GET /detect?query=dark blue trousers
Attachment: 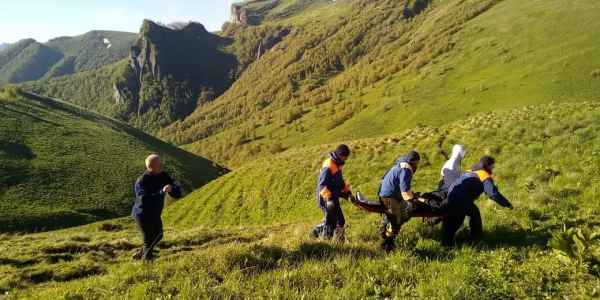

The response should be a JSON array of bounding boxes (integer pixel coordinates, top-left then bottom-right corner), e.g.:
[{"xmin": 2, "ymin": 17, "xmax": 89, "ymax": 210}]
[
  {"xmin": 320, "ymin": 198, "xmax": 345, "ymax": 239},
  {"xmin": 440, "ymin": 201, "xmax": 482, "ymax": 246}
]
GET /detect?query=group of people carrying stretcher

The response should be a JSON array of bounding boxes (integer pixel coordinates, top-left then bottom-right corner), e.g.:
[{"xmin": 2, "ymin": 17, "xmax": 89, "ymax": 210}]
[{"xmin": 311, "ymin": 144, "xmax": 514, "ymax": 251}]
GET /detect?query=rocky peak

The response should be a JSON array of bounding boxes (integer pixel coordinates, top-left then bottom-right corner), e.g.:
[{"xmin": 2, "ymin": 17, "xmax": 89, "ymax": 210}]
[{"xmin": 230, "ymin": 4, "xmax": 247, "ymax": 24}]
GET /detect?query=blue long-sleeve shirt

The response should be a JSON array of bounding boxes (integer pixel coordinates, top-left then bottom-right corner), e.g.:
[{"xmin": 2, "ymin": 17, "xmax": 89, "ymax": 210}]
[
  {"xmin": 131, "ymin": 170, "xmax": 181, "ymax": 221},
  {"xmin": 447, "ymin": 166, "xmax": 511, "ymax": 207},
  {"xmin": 378, "ymin": 157, "xmax": 415, "ymax": 199}
]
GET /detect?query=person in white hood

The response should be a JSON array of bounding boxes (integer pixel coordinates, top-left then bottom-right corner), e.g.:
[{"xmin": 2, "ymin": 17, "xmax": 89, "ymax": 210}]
[{"xmin": 438, "ymin": 145, "xmax": 467, "ymax": 191}]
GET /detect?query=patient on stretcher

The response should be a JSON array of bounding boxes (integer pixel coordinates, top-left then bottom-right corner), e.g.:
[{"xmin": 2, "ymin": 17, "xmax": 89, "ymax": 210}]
[{"xmin": 354, "ymin": 191, "xmax": 449, "ymax": 216}]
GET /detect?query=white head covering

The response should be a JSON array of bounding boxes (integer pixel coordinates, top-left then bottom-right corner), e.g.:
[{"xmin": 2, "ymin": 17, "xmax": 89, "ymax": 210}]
[{"xmin": 440, "ymin": 145, "xmax": 467, "ymax": 190}]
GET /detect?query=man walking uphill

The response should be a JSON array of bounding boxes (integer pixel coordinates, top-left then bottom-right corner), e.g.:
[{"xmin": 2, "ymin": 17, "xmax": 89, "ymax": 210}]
[
  {"xmin": 131, "ymin": 154, "xmax": 181, "ymax": 261},
  {"xmin": 311, "ymin": 144, "xmax": 355, "ymax": 242},
  {"xmin": 441, "ymin": 155, "xmax": 514, "ymax": 246},
  {"xmin": 378, "ymin": 150, "xmax": 421, "ymax": 251}
]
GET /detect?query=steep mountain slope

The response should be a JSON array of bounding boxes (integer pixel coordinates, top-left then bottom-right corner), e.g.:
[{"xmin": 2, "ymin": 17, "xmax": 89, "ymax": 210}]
[
  {"xmin": 22, "ymin": 20, "xmax": 238, "ymax": 134},
  {"xmin": 159, "ymin": 0, "xmax": 600, "ymax": 169},
  {"xmin": 229, "ymin": 0, "xmax": 332, "ymax": 25},
  {"xmin": 0, "ymin": 43, "xmax": 9, "ymax": 52},
  {"xmin": 0, "ymin": 92, "xmax": 226, "ymax": 232},
  {"xmin": 0, "ymin": 31, "xmax": 137, "ymax": 83},
  {"xmin": 3, "ymin": 102, "xmax": 600, "ymax": 299}
]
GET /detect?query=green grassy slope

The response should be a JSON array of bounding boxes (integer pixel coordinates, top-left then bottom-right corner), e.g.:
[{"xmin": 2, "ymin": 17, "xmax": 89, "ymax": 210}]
[
  {"xmin": 2, "ymin": 102, "xmax": 600, "ymax": 299},
  {"xmin": 165, "ymin": 102, "xmax": 600, "ymax": 229},
  {"xmin": 0, "ymin": 93, "xmax": 226, "ymax": 232},
  {"xmin": 166, "ymin": 0, "xmax": 600, "ymax": 169}
]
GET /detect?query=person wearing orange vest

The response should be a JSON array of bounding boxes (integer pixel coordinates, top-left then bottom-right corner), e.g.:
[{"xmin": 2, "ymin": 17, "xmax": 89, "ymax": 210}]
[
  {"xmin": 312, "ymin": 144, "xmax": 355, "ymax": 241},
  {"xmin": 378, "ymin": 150, "xmax": 421, "ymax": 251},
  {"xmin": 441, "ymin": 155, "xmax": 514, "ymax": 246}
]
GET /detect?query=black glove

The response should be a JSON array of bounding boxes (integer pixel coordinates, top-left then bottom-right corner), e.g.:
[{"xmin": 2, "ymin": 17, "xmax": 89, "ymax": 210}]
[{"xmin": 347, "ymin": 191, "xmax": 356, "ymax": 203}]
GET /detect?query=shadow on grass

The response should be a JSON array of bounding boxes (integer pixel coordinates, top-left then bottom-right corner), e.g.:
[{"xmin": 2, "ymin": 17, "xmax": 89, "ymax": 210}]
[
  {"xmin": 1, "ymin": 103, "xmax": 61, "ymax": 127},
  {"xmin": 0, "ymin": 257, "xmax": 39, "ymax": 268},
  {"xmin": 446, "ymin": 225, "xmax": 551, "ymax": 250}
]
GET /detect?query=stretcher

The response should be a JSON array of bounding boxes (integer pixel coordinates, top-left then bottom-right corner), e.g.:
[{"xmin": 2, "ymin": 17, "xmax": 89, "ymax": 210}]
[{"xmin": 352, "ymin": 192, "xmax": 451, "ymax": 218}]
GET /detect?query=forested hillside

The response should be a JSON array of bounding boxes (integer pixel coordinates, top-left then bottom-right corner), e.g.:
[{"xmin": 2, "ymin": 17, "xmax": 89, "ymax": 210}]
[
  {"xmin": 157, "ymin": 0, "xmax": 600, "ymax": 168},
  {"xmin": 22, "ymin": 21, "xmax": 239, "ymax": 134},
  {"xmin": 0, "ymin": 31, "xmax": 137, "ymax": 84}
]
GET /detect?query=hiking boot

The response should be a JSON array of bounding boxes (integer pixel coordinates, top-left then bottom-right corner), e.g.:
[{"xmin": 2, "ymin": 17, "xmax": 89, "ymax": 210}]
[
  {"xmin": 334, "ymin": 226, "xmax": 346, "ymax": 244},
  {"xmin": 131, "ymin": 249, "xmax": 143, "ymax": 260},
  {"xmin": 310, "ymin": 227, "xmax": 320, "ymax": 239},
  {"xmin": 380, "ymin": 238, "xmax": 396, "ymax": 252},
  {"xmin": 310, "ymin": 221, "xmax": 325, "ymax": 239}
]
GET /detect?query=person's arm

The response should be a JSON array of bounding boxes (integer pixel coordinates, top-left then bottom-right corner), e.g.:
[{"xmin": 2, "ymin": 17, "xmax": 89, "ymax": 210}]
[
  {"xmin": 163, "ymin": 173, "xmax": 182, "ymax": 199},
  {"xmin": 318, "ymin": 167, "xmax": 333, "ymax": 201},
  {"xmin": 399, "ymin": 168, "xmax": 414, "ymax": 200},
  {"xmin": 135, "ymin": 180, "xmax": 164, "ymax": 205},
  {"xmin": 483, "ymin": 178, "xmax": 512, "ymax": 208}
]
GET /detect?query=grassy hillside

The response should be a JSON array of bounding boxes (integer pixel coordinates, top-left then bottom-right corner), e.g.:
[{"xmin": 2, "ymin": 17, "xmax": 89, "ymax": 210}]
[
  {"xmin": 164, "ymin": 102, "xmax": 600, "ymax": 228},
  {"xmin": 160, "ymin": 0, "xmax": 600, "ymax": 169},
  {"xmin": 0, "ymin": 92, "xmax": 226, "ymax": 232},
  {"xmin": 231, "ymin": 0, "xmax": 332, "ymax": 24},
  {"xmin": 2, "ymin": 102, "xmax": 600, "ymax": 299}
]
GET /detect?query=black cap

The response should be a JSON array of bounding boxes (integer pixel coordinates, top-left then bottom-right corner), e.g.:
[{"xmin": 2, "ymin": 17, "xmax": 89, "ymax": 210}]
[
  {"xmin": 479, "ymin": 155, "xmax": 495, "ymax": 167},
  {"xmin": 407, "ymin": 150, "xmax": 420, "ymax": 161},
  {"xmin": 335, "ymin": 144, "xmax": 350, "ymax": 157}
]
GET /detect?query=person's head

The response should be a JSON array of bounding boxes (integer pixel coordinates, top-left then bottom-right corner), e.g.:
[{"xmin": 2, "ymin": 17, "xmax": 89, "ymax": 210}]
[
  {"xmin": 335, "ymin": 144, "xmax": 351, "ymax": 162},
  {"xmin": 406, "ymin": 150, "xmax": 421, "ymax": 169},
  {"xmin": 452, "ymin": 144, "xmax": 467, "ymax": 160},
  {"xmin": 146, "ymin": 154, "xmax": 163, "ymax": 175},
  {"xmin": 478, "ymin": 155, "xmax": 495, "ymax": 174}
]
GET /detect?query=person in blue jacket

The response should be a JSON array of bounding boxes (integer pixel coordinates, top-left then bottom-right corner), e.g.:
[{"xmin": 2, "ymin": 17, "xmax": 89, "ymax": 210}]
[
  {"xmin": 131, "ymin": 154, "xmax": 182, "ymax": 261},
  {"xmin": 311, "ymin": 144, "xmax": 355, "ymax": 242},
  {"xmin": 378, "ymin": 150, "xmax": 421, "ymax": 251},
  {"xmin": 441, "ymin": 155, "xmax": 514, "ymax": 246}
]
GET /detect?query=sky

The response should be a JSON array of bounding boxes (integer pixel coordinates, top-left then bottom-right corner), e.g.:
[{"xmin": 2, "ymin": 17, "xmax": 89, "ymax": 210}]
[{"xmin": 0, "ymin": 0, "xmax": 238, "ymax": 44}]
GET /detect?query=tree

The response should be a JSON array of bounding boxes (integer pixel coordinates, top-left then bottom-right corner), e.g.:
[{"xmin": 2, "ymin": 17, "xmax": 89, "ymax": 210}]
[{"xmin": 5, "ymin": 84, "xmax": 24, "ymax": 99}]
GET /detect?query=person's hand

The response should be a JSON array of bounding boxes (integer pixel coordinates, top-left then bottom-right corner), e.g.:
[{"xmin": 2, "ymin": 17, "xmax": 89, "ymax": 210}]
[
  {"xmin": 173, "ymin": 181, "xmax": 181, "ymax": 188},
  {"xmin": 417, "ymin": 197, "xmax": 426, "ymax": 202},
  {"xmin": 163, "ymin": 185, "xmax": 172, "ymax": 193},
  {"xmin": 347, "ymin": 192, "xmax": 356, "ymax": 203},
  {"xmin": 326, "ymin": 200, "xmax": 335, "ymax": 211}
]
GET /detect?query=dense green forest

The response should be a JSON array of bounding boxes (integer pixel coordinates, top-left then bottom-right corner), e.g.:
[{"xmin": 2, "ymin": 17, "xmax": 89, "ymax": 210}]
[
  {"xmin": 0, "ymin": 31, "xmax": 137, "ymax": 84},
  {"xmin": 22, "ymin": 21, "xmax": 242, "ymax": 134},
  {"xmin": 161, "ymin": 0, "xmax": 600, "ymax": 168}
]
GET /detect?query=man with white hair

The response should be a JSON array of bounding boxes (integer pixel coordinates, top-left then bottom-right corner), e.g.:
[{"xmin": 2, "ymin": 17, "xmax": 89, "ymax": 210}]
[{"xmin": 131, "ymin": 154, "xmax": 181, "ymax": 261}]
